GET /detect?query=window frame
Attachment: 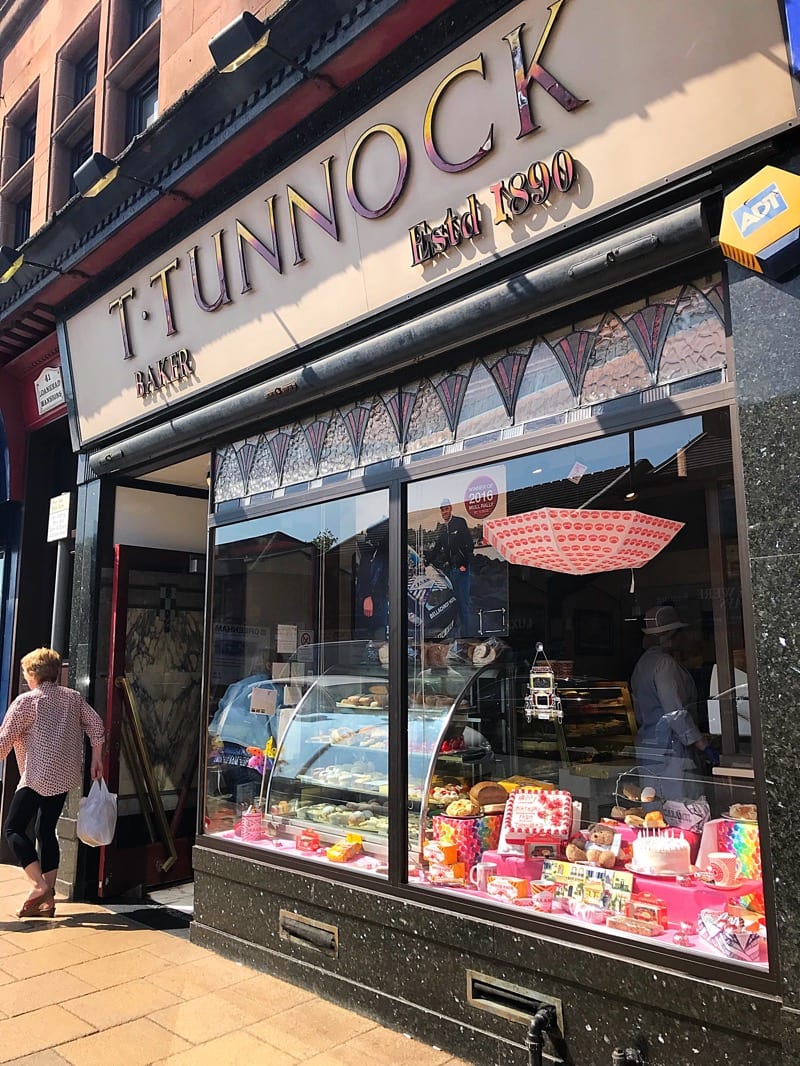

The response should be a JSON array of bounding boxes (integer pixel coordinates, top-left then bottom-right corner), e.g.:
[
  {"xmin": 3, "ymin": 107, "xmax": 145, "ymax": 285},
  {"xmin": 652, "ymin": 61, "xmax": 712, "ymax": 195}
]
[
  {"xmin": 203, "ymin": 393, "xmax": 772, "ymax": 990},
  {"xmin": 18, "ymin": 115, "xmax": 37, "ymax": 167},
  {"xmin": 126, "ymin": 67, "xmax": 159, "ymax": 142},
  {"xmin": 74, "ymin": 48, "xmax": 98, "ymax": 104},
  {"xmin": 13, "ymin": 192, "xmax": 32, "ymax": 246},
  {"xmin": 131, "ymin": 0, "xmax": 161, "ymax": 42}
]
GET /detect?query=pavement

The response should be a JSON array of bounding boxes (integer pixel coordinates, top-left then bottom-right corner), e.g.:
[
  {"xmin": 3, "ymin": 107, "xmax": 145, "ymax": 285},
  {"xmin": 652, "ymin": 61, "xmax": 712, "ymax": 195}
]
[{"xmin": 0, "ymin": 863, "xmax": 472, "ymax": 1066}]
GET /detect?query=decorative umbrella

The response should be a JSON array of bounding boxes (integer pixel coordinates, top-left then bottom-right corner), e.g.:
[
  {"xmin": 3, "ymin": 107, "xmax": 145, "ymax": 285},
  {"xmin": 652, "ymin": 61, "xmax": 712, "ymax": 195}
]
[{"xmin": 482, "ymin": 508, "xmax": 683, "ymax": 576}]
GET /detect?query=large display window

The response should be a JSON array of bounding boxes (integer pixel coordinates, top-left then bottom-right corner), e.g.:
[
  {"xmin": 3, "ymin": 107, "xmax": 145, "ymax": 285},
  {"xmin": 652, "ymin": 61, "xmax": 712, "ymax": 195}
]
[
  {"xmin": 204, "ymin": 408, "xmax": 765, "ymax": 972},
  {"xmin": 406, "ymin": 410, "xmax": 763, "ymax": 970}
]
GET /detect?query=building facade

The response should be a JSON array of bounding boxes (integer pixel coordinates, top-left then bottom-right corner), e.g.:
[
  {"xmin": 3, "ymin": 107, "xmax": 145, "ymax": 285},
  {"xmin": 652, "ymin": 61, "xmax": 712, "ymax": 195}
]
[{"xmin": 2, "ymin": 1, "xmax": 800, "ymax": 1063}]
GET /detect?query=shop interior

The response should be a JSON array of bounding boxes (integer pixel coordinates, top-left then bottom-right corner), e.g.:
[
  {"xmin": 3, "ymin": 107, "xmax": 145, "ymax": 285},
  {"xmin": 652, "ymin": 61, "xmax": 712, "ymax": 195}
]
[
  {"xmin": 90, "ymin": 454, "xmax": 210, "ymax": 898},
  {"xmin": 204, "ymin": 407, "xmax": 764, "ymax": 971}
]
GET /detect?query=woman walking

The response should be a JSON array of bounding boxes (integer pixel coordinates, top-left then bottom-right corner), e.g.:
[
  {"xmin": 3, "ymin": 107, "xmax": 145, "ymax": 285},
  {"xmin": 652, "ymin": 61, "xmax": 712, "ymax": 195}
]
[{"xmin": 0, "ymin": 648, "xmax": 105, "ymax": 917}]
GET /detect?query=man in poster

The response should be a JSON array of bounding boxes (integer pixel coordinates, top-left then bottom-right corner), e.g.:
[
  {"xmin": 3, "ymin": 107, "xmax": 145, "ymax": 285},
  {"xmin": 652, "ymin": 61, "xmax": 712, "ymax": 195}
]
[{"xmin": 425, "ymin": 498, "xmax": 474, "ymax": 637}]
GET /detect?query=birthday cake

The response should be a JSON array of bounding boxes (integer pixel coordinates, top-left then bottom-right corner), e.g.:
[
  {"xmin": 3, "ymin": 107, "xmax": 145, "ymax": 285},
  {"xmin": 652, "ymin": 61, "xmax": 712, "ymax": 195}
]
[
  {"xmin": 501, "ymin": 788, "xmax": 573, "ymax": 845},
  {"xmin": 631, "ymin": 830, "xmax": 691, "ymax": 876}
]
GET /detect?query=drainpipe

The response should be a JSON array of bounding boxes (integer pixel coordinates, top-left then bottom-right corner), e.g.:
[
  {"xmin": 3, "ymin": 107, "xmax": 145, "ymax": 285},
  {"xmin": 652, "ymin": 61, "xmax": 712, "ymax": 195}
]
[{"xmin": 526, "ymin": 1004, "xmax": 563, "ymax": 1066}]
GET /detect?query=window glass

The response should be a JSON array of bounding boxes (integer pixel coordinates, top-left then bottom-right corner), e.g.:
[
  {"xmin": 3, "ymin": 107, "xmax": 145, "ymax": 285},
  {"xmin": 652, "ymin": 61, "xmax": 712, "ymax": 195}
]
[
  {"xmin": 205, "ymin": 490, "xmax": 391, "ymax": 878},
  {"xmin": 131, "ymin": 0, "xmax": 161, "ymax": 41},
  {"xmin": 127, "ymin": 71, "xmax": 158, "ymax": 141},
  {"xmin": 18, "ymin": 116, "xmax": 36, "ymax": 166},
  {"xmin": 407, "ymin": 410, "xmax": 765, "ymax": 972},
  {"xmin": 69, "ymin": 135, "xmax": 94, "ymax": 198},
  {"xmin": 74, "ymin": 50, "xmax": 98, "ymax": 103},
  {"xmin": 14, "ymin": 193, "xmax": 31, "ymax": 246}
]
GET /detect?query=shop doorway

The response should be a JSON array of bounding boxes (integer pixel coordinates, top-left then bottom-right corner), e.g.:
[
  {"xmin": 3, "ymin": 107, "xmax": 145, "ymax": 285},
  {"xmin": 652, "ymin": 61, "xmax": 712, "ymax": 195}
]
[{"xmin": 99, "ymin": 545, "xmax": 204, "ymax": 897}]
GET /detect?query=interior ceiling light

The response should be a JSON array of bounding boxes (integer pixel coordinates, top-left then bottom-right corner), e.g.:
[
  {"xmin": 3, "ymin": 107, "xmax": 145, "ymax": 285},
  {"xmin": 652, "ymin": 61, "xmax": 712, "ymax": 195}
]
[
  {"xmin": 0, "ymin": 244, "xmax": 89, "ymax": 284},
  {"xmin": 73, "ymin": 152, "xmax": 193, "ymax": 203},
  {"xmin": 208, "ymin": 12, "xmax": 271, "ymax": 73}
]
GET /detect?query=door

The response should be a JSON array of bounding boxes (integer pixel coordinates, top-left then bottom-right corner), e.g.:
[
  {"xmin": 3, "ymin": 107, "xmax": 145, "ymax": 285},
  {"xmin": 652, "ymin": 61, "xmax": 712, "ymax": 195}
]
[{"xmin": 98, "ymin": 545, "xmax": 204, "ymax": 898}]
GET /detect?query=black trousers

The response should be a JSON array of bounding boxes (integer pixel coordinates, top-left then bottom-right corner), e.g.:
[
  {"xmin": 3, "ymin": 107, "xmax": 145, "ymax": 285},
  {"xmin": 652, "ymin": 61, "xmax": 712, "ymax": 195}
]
[{"xmin": 5, "ymin": 786, "xmax": 68, "ymax": 873}]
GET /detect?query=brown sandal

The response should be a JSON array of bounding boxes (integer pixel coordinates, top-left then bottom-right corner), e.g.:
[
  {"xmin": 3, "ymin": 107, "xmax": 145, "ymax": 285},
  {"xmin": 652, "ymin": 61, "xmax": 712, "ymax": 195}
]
[{"xmin": 16, "ymin": 888, "xmax": 55, "ymax": 918}]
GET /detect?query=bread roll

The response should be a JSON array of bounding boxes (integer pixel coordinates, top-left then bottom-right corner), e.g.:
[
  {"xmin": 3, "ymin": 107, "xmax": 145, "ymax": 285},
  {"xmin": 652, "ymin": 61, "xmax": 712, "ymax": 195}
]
[
  {"xmin": 469, "ymin": 781, "xmax": 508, "ymax": 807},
  {"xmin": 445, "ymin": 798, "xmax": 480, "ymax": 817}
]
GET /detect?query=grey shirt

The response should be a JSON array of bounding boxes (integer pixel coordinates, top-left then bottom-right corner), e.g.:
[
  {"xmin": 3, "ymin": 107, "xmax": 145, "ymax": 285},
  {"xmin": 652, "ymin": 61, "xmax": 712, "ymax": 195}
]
[{"xmin": 631, "ymin": 645, "xmax": 702, "ymax": 754}]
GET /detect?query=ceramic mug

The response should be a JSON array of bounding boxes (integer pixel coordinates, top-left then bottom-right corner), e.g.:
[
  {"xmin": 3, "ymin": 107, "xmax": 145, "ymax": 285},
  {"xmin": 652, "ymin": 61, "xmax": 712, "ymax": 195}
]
[
  {"xmin": 469, "ymin": 861, "xmax": 497, "ymax": 892},
  {"xmin": 707, "ymin": 851, "xmax": 739, "ymax": 886},
  {"xmin": 529, "ymin": 880, "xmax": 556, "ymax": 912},
  {"xmin": 241, "ymin": 810, "xmax": 263, "ymax": 842}
]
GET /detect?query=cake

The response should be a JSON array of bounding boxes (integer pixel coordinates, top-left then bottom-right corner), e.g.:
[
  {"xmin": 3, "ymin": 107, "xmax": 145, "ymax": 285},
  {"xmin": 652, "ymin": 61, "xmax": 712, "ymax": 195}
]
[
  {"xmin": 502, "ymin": 788, "xmax": 573, "ymax": 844},
  {"xmin": 631, "ymin": 830, "xmax": 691, "ymax": 876}
]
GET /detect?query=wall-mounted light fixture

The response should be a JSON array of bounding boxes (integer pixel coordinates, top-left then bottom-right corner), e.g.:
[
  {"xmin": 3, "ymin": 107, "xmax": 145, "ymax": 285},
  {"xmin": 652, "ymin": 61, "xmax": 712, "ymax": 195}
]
[
  {"xmin": 73, "ymin": 152, "xmax": 194, "ymax": 203},
  {"xmin": 208, "ymin": 12, "xmax": 338, "ymax": 89},
  {"xmin": 209, "ymin": 12, "xmax": 271, "ymax": 73},
  {"xmin": 0, "ymin": 244, "xmax": 90, "ymax": 284}
]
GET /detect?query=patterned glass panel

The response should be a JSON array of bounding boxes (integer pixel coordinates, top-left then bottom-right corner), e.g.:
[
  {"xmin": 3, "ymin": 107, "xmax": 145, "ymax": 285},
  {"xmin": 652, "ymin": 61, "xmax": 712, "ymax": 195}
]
[
  {"xmin": 215, "ymin": 442, "xmax": 250, "ymax": 502},
  {"xmin": 360, "ymin": 396, "xmax": 400, "ymax": 466},
  {"xmin": 658, "ymin": 283, "xmax": 725, "ymax": 383},
  {"xmin": 282, "ymin": 425, "xmax": 315, "ymax": 486},
  {"xmin": 214, "ymin": 272, "xmax": 726, "ymax": 504},
  {"xmin": 583, "ymin": 312, "xmax": 650, "ymax": 404},
  {"xmin": 515, "ymin": 338, "xmax": 574, "ymax": 423},
  {"xmin": 405, "ymin": 378, "xmax": 451, "ymax": 453},
  {"xmin": 318, "ymin": 413, "xmax": 354, "ymax": 477},
  {"xmin": 247, "ymin": 433, "xmax": 280, "ymax": 496},
  {"xmin": 457, "ymin": 360, "xmax": 511, "ymax": 438}
]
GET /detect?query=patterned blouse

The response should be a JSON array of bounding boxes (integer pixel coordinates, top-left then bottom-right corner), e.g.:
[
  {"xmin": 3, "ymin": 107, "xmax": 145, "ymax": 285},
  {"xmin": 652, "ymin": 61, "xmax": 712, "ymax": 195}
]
[{"xmin": 0, "ymin": 682, "xmax": 105, "ymax": 796}]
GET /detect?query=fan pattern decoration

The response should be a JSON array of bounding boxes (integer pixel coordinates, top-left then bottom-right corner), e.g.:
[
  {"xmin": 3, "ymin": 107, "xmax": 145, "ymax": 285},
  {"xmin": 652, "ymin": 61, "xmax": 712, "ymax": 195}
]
[
  {"xmin": 482, "ymin": 508, "xmax": 685, "ymax": 576},
  {"xmin": 214, "ymin": 276, "xmax": 726, "ymax": 503}
]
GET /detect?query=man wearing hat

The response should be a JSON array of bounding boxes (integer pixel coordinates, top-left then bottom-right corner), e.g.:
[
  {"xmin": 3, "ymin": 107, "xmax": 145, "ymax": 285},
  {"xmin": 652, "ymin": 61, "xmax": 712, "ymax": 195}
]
[
  {"xmin": 424, "ymin": 498, "xmax": 474, "ymax": 637},
  {"xmin": 631, "ymin": 605, "xmax": 719, "ymax": 800}
]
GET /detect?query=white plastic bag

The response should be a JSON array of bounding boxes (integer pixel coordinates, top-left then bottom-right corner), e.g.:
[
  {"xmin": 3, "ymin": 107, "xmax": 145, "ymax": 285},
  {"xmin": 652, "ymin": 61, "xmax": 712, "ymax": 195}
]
[{"xmin": 77, "ymin": 778, "xmax": 118, "ymax": 846}]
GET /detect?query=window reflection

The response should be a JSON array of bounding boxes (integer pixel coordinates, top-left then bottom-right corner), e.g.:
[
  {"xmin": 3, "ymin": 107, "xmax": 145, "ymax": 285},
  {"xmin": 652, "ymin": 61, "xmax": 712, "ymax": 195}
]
[
  {"xmin": 407, "ymin": 410, "xmax": 764, "ymax": 970},
  {"xmin": 205, "ymin": 491, "xmax": 392, "ymax": 879}
]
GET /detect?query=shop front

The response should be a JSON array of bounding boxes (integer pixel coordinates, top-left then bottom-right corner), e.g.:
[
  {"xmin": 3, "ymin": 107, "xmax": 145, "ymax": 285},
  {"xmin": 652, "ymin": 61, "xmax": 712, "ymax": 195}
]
[{"xmin": 59, "ymin": 1, "xmax": 800, "ymax": 1062}]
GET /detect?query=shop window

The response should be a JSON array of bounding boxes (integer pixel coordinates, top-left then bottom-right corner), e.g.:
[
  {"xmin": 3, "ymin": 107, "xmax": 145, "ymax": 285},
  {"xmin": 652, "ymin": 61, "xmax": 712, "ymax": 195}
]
[
  {"xmin": 405, "ymin": 409, "xmax": 763, "ymax": 971},
  {"xmin": 205, "ymin": 489, "xmax": 391, "ymax": 878},
  {"xmin": 127, "ymin": 68, "xmax": 158, "ymax": 140},
  {"xmin": 206, "ymin": 407, "xmax": 765, "ymax": 973}
]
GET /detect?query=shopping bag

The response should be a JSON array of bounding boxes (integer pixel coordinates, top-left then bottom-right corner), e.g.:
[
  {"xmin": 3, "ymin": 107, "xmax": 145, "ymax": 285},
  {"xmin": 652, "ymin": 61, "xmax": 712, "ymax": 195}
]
[{"xmin": 76, "ymin": 778, "xmax": 118, "ymax": 846}]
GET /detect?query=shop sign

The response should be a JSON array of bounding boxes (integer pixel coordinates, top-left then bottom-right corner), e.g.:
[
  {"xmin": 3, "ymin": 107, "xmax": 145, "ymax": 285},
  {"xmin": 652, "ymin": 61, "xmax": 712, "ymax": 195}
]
[
  {"xmin": 34, "ymin": 366, "xmax": 65, "ymax": 417},
  {"xmin": 64, "ymin": 0, "xmax": 798, "ymax": 445}
]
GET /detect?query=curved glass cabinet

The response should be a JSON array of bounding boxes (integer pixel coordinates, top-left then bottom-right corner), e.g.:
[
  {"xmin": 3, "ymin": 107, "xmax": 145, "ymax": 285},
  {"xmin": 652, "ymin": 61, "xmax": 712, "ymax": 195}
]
[
  {"xmin": 263, "ymin": 642, "xmax": 516, "ymax": 864},
  {"xmin": 265, "ymin": 661, "xmax": 394, "ymax": 858}
]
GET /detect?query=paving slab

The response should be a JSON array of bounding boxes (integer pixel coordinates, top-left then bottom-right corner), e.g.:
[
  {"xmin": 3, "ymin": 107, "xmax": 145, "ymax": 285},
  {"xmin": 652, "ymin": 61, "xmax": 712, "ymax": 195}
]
[{"xmin": 0, "ymin": 864, "xmax": 477, "ymax": 1066}]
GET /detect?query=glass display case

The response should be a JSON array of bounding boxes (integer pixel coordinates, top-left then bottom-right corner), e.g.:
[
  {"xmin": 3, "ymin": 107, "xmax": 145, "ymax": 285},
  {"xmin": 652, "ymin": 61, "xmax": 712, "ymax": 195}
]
[
  {"xmin": 265, "ymin": 666, "xmax": 394, "ymax": 865},
  {"xmin": 263, "ymin": 653, "xmax": 512, "ymax": 868}
]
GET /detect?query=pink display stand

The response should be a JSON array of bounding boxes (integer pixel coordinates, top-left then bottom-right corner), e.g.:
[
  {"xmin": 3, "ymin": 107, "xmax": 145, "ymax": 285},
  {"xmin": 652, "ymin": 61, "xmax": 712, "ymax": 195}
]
[
  {"xmin": 625, "ymin": 870, "xmax": 761, "ymax": 924},
  {"xmin": 481, "ymin": 850, "xmax": 545, "ymax": 880}
]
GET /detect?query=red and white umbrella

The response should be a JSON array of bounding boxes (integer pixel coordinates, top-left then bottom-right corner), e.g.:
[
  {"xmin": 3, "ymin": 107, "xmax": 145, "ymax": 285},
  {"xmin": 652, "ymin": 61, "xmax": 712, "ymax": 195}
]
[{"xmin": 483, "ymin": 508, "xmax": 683, "ymax": 576}]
